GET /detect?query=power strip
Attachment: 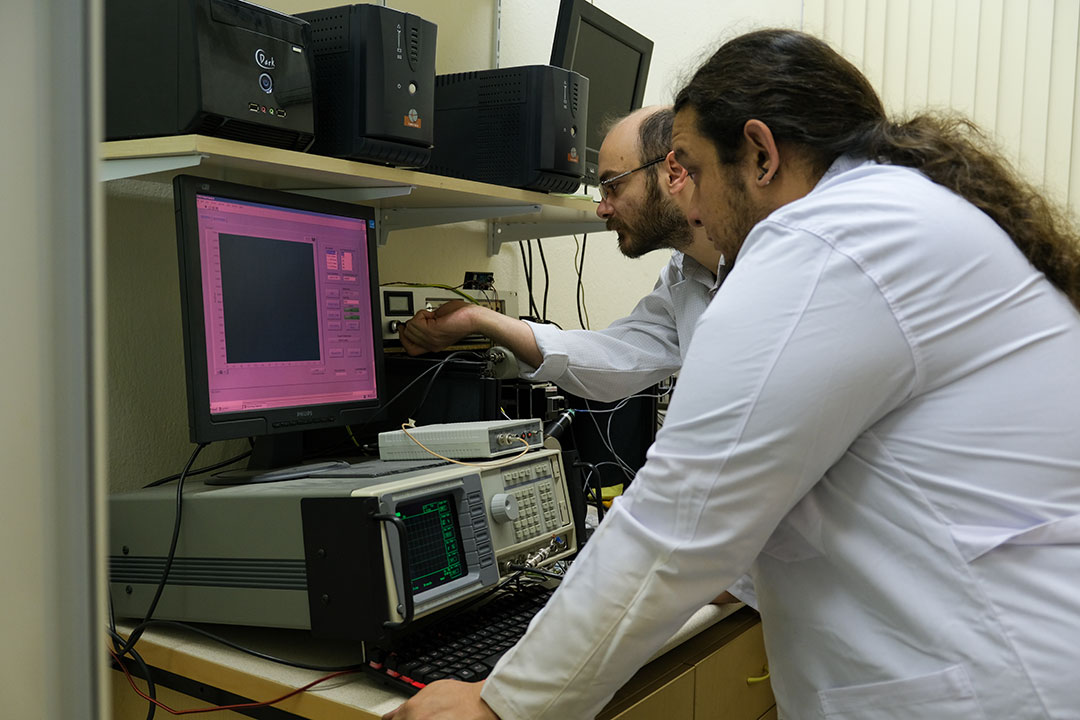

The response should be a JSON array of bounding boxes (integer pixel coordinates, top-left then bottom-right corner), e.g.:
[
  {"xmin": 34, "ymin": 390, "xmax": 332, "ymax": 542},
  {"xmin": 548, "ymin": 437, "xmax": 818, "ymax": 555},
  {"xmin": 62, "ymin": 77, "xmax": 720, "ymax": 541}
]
[{"xmin": 378, "ymin": 419, "xmax": 544, "ymax": 460}]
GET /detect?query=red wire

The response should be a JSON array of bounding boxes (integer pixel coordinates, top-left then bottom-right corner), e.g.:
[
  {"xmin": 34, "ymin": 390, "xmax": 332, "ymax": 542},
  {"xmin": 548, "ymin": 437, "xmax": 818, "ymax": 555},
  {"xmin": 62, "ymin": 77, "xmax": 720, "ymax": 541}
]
[{"xmin": 108, "ymin": 646, "xmax": 358, "ymax": 715}]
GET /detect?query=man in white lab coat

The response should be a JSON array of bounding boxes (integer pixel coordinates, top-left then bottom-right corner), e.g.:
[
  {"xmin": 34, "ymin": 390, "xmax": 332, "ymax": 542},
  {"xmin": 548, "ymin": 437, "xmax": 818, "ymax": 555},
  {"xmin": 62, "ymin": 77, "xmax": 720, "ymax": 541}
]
[{"xmin": 388, "ymin": 29, "xmax": 1080, "ymax": 719}]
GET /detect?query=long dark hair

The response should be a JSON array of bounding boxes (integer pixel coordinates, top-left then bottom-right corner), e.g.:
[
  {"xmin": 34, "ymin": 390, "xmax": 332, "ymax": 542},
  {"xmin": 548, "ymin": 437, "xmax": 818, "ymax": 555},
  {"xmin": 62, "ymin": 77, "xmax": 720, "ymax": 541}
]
[{"xmin": 674, "ymin": 29, "xmax": 1080, "ymax": 309}]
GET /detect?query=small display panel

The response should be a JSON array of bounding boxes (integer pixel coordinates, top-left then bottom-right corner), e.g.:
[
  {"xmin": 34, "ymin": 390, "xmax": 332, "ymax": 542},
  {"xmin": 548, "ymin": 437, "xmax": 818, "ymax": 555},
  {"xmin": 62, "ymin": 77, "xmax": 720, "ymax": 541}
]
[
  {"xmin": 193, "ymin": 193, "xmax": 378, "ymax": 414},
  {"xmin": 398, "ymin": 494, "xmax": 467, "ymax": 595},
  {"xmin": 383, "ymin": 291, "xmax": 414, "ymax": 317}
]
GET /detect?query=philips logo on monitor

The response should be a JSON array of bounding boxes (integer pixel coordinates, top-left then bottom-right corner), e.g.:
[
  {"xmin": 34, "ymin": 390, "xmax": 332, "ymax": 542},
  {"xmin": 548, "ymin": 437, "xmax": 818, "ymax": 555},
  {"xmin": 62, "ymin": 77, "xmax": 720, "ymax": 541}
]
[{"xmin": 255, "ymin": 49, "xmax": 276, "ymax": 69}]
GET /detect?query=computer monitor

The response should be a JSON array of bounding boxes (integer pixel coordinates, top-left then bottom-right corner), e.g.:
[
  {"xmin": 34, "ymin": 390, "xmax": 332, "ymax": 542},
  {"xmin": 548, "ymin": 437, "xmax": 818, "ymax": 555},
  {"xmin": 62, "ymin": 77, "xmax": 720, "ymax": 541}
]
[
  {"xmin": 550, "ymin": 0, "xmax": 653, "ymax": 186},
  {"xmin": 173, "ymin": 175, "xmax": 384, "ymax": 482}
]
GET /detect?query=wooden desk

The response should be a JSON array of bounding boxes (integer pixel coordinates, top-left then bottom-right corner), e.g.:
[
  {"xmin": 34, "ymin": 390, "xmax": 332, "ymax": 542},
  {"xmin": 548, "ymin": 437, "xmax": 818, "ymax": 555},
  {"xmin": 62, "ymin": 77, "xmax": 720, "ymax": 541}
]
[{"xmin": 110, "ymin": 605, "xmax": 773, "ymax": 720}]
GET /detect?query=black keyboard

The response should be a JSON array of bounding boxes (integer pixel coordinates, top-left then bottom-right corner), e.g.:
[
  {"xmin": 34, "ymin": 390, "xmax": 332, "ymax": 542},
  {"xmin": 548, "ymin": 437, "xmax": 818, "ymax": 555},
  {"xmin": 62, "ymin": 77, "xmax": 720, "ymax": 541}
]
[{"xmin": 364, "ymin": 583, "xmax": 554, "ymax": 694}]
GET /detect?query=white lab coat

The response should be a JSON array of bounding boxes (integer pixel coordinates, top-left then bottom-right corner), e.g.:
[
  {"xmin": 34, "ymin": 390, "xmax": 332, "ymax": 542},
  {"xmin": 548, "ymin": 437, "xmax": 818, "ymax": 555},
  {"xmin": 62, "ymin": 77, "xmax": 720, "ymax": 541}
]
[
  {"xmin": 481, "ymin": 157, "xmax": 1080, "ymax": 719},
  {"xmin": 521, "ymin": 250, "xmax": 722, "ymax": 402}
]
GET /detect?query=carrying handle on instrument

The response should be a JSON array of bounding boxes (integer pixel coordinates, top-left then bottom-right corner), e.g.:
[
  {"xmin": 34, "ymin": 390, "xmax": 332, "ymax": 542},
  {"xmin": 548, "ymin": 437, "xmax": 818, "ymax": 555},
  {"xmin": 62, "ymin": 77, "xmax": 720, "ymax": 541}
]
[{"xmin": 373, "ymin": 513, "xmax": 414, "ymax": 629}]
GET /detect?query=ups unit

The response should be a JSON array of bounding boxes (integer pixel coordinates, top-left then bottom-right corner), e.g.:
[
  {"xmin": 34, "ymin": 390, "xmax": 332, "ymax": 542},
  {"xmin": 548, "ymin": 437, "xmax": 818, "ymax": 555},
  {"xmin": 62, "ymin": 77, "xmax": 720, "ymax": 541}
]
[
  {"xmin": 104, "ymin": 0, "xmax": 315, "ymax": 151},
  {"xmin": 298, "ymin": 4, "xmax": 437, "ymax": 167},
  {"xmin": 425, "ymin": 65, "xmax": 588, "ymax": 193}
]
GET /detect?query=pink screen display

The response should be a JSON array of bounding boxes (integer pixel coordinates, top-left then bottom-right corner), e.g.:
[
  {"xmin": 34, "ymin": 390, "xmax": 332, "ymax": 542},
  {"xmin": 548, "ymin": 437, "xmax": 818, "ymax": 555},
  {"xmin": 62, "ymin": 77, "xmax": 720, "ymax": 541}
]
[{"xmin": 195, "ymin": 194, "xmax": 377, "ymax": 414}]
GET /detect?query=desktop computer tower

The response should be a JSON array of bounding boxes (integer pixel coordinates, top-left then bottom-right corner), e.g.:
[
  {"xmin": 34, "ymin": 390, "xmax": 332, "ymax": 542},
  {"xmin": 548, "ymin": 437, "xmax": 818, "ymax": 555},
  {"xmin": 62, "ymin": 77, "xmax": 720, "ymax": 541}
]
[
  {"xmin": 104, "ymin": 0, "xmax": 315, "ymax": 151},
  {"xmin": 426, "ymin": 65, "xmax": 588, "ymax": 193},
  {"xmin": 298, "ymin": 4, "xmax": 437, "ymax": 167}
]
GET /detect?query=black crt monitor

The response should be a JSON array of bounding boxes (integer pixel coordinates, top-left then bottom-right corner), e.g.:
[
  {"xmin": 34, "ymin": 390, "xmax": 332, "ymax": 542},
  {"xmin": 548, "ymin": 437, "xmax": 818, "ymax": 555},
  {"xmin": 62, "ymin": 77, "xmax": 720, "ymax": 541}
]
[
  {"xmin": 173, "ymin": 175, "xmax": 384, "ymax": 483},
  {"xmin": 550, "ymin": 0, "xmax": 653, "ymax": 186}
]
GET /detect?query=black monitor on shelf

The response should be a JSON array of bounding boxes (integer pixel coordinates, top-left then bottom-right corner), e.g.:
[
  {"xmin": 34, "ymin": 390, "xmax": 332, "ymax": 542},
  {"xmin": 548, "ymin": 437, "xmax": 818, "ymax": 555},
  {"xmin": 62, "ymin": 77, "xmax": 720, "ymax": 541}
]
[
  {"xmin": 173, "ymin": 175, "xmax": 384, "ymax": 483},
  {"xmin": 550, "ymin": 0, "xmax": 653, "ymax": 186}
]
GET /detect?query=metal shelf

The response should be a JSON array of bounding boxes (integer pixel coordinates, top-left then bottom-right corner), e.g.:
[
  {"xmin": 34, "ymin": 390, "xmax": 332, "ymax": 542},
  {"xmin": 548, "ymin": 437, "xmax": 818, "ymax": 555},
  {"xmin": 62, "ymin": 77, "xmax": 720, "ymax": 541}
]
[{"xmin": 100, "ymin": 135, "xmax": 606, "ymax": 253}]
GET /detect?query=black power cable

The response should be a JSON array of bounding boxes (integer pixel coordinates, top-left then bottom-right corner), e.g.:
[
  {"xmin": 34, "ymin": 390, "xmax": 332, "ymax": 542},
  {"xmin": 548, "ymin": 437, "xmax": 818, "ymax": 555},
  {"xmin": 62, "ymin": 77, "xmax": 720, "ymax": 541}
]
[
  {"xmin": 536, "ymin": 238, "xmax": 550, "ymax": 322},
  {"xmin": 117, "ymin": 442, "xmax": 207, "ymax": 657},
  {"xmin": 518, "ymin": 240, "xmax": 541, "ymax": 319},
  {"xmin": 408, "ymin": 351, "xmax": 486, "ymax": 420},
  {"xmin": 121, "ymin": 619, "xmax": 364, "ymax": 672},
  {"xmin": 143, "ymin": 445, "xmax": 252, "ymax": 488},
  {"xmin": 576, "ymin": 234, "xmax": 589, "ymax": 329},
  {"xmin": 573, "ymin": 460, "xmax": 605, "ymax": 522},
  {"xmin": 505, "ymin": 564, "xmax": 565, "ymax": 581},
  {"xmin": 309, "ymin": 350, "xmax": 487, "ymax": 459},
  {"xmin": 107, "ymin": 627, "xmax": 158, "ymax": 720}
]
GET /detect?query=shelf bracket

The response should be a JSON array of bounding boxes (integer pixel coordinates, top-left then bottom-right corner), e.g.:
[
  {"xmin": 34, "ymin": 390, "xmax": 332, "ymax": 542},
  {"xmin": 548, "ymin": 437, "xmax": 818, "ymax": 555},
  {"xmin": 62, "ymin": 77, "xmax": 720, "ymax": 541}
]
[
  {"xmin": 488, "ymin": 219, "xmax": 608, "ymax": 255},
  {"xmin": 376, "ymin": 204, "xmax": 541, "ymax": 247},
  {"xmin": 100, "ymin": 153, "xmax": 206, "ymax": 182},
  {"xmin": 289, "ymin": 186, "xmax": 415, "ymax": 203}
]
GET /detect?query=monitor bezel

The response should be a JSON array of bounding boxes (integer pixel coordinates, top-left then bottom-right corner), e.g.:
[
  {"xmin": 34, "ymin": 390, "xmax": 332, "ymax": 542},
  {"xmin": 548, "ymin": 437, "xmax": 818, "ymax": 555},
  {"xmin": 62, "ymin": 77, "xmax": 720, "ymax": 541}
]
[
  {"xmin": 173, "ymin": 174, "xmax": 386, "ymax": 446},
  {"xmin": 549, "ymin": 0, "xmax": 654, "ymax": 185}
]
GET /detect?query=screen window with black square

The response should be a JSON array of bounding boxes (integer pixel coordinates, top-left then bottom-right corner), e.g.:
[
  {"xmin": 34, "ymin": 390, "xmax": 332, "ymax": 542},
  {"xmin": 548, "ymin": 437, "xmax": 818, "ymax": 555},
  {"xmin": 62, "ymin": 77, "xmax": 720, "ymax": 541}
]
[{"xmin": 399, "ymin": 494, "xmax": 466, "ymax": 594}]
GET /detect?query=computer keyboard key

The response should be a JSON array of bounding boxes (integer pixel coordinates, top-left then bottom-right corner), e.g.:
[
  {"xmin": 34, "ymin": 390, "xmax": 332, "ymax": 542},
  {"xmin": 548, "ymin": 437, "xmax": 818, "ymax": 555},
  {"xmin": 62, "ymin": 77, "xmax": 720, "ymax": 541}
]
[
  {"xmin": 413, "ymin": 665, "xmax": 437, "ymax": 683},
  {"xmin": 482, "ymin": 651, "xmax": 507, "ymax": 668},
  {"xmin": 363, "ymin": 587, "xmax": 555, "ymax": 696}
]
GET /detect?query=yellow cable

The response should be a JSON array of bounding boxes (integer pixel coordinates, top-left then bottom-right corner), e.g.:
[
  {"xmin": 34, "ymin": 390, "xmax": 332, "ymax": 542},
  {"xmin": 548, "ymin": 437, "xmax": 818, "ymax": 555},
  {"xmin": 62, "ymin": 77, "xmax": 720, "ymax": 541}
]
[{"xmin": 399, "ymin": 422, "xmax": 532, "ymax": 467}]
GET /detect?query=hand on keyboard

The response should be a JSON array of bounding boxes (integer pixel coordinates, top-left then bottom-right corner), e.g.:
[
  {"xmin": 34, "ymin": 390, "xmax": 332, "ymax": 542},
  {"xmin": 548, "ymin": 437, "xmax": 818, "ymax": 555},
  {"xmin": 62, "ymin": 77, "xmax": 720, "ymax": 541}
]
[
  {"xmin": 382, "ymin": 678, "xmax": 498, "ymax": 720},
  {"xmin": 364, "ymin": 584, "xmax": 552, "ymax": 695}
]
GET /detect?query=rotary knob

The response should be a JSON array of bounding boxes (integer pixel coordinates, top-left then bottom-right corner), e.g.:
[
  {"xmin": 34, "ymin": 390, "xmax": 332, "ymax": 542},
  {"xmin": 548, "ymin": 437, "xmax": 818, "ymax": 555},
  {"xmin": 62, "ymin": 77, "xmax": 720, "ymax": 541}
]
[{"xmin": 490, "ymin": 493, "xmax": 519, "ymax": 523}]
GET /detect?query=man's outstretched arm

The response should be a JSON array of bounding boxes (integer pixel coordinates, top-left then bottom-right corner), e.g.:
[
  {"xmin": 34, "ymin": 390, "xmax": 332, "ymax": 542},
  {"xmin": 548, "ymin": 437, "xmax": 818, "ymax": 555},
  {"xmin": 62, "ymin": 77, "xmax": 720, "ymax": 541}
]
[{"xmin": 398, "ymin": 300, "xmax": 543, "ymax": 368}]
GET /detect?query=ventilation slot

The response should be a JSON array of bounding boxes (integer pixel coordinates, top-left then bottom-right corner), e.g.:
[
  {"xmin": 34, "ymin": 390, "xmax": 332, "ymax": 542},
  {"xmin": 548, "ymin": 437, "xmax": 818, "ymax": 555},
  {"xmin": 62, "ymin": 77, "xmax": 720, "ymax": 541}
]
[
  {"xmin": 307, "ymin": 12, "xmax": 350, "ymax": 54},
  {"xmin": 109, "ymin": 556, "xmax": 308, "ymax": 590},
  {"xmin": 477, "ymin": 77, "xmax": 526, "ymax": 106},
  {"xmin": 409, "ymin": 27, "xmax": 422, "ymax": 64},
  {"xmin": 477, "ymin": 108, "xmax": 523, "ymax": 179},
  {"xmin": 192, "ymin": 114, "xmax": 312, "ymax": 151},
  {"xmin": 313, "ymin": 53, "xmax": 350, "ymax": 145},
  {"xmin": 350, "ymin": 137, "xmax": 431, "ymax": 167},
  {"xmin": 532, "ymin": 173, "xmax": 581, "ymax": 194}
]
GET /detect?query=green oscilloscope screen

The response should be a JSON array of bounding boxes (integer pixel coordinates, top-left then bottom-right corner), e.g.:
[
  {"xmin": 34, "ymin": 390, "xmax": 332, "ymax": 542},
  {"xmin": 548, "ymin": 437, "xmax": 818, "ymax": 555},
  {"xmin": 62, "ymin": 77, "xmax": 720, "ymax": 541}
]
[{"xmin": 398, "ymin": 493, "xmax": 467, "ymax": 594}]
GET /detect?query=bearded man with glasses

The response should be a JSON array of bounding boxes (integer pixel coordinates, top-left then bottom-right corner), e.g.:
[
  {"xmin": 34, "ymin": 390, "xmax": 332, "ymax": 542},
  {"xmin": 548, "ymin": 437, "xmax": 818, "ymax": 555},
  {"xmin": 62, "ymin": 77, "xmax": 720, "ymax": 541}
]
[{"xmin": 399, "ymin": 105, "xmax": 732, "ymax": 414}]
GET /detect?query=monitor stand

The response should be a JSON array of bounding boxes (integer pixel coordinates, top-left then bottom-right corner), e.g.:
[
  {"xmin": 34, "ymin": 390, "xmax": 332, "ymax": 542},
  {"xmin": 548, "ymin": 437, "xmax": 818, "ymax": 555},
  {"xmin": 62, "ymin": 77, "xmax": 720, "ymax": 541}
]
[{"xmin": 205, "ymin": 433, "xmax": 349, "ymax": 485}]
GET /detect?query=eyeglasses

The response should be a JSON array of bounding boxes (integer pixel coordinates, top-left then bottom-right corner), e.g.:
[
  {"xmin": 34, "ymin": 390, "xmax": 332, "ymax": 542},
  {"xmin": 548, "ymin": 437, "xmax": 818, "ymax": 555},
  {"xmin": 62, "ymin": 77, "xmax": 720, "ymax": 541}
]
[{"xmin": 598, "ymin": 156, "xmax": 666, "ymax": 201}]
